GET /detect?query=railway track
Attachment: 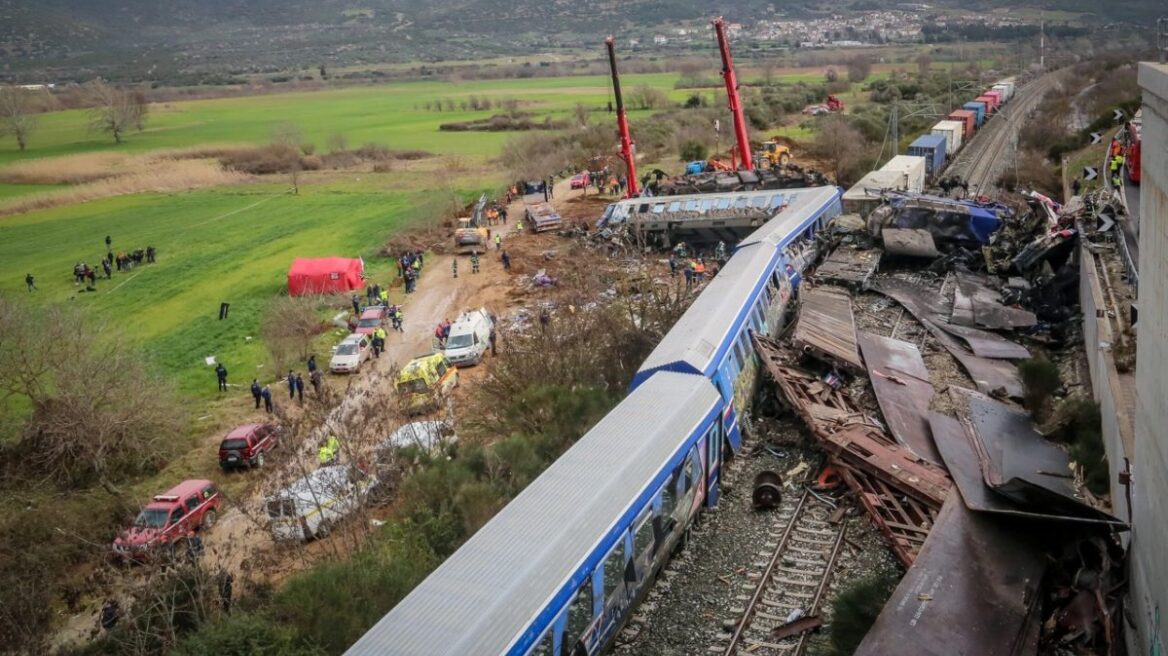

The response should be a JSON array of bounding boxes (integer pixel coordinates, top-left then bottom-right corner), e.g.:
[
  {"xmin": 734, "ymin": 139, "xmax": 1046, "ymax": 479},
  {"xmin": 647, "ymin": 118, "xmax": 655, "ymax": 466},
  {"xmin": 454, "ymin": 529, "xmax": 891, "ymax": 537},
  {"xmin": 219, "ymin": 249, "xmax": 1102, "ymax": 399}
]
[
  {"xmin": 951, "ymin": 72, "xmax": 1061, "ymax": 194},
  {"xmin": 714, "ymin": 489, "xmax": 848, "ymax": 656}
]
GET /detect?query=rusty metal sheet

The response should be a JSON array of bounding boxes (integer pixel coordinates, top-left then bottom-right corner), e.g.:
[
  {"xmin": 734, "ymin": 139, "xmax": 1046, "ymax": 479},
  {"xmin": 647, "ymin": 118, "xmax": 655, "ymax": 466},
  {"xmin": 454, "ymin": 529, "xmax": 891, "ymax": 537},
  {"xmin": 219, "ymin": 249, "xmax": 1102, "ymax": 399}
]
[
  {"xmin": 957, "ymin": 271, "xmax": 1037, "ymax": 330},
  {"xmin": 814, "ymin": 247, "xmax": 882, "ymax": 288},
  {"xmin": 823, "ymin": 424, "xmax": 951, "ymax": 508},
  {"xmin": 929, "ymin": 411, "xmax": 1123, "ymax": 528},
  {"xmin": 792, "ymin": 286, "xmax": 864, "ymax": 373},
  {"xmin": 882, "ymin": 228, "xmax": 940, "ymax": 257},
  {"xmin": 930, "ymin": 320, "xmax": 1031, "ymax": 360},
  {"xmin": 857, "ymin": 332, "xmax": 941, "ymax": 467},
  {"xmin": 838, "ymin": 463, "xmax": 937, "ymax": 566},
  {"xmin": 959, "ymin": 390, "xmax": 1125, "ymax": 527},
  {"xmin": 854, "ymin": 492, "xmax": 1047, "ymax": 656},
  {"xmin": 870, "ymin": 279, "xmax": 1024, "ymax": 398}
]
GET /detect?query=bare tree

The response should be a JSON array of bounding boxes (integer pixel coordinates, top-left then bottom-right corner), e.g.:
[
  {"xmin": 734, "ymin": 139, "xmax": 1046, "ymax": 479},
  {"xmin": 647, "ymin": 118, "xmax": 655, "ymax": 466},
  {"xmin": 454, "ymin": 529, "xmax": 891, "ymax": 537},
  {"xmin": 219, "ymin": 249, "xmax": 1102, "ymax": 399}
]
[
  {"xmin": 573, "ymin": 102, "xmax": 590, "ymax": 128},
  {"xmin": 0, "ymin": 299, "xmax": 184, "ymax": 491},
  {"xmin": 272, "ymin": 122, "xmax": 304, "ymax": 194},
  {"xmin": 915, "ymin": 54, "xmax": 934, "ymax": 79},
  {"xmin": 846, "ymin": 55, "xmax": 872, "ymax": 83},
  {"xmin": 0, "ymin": 86, "xmax": 38, "ymax": 151},
  {"xmin": 811, "ymin": 115, "xmax": 867, "ymax": 185},
  {"xmin": 86, "ymin": 80, "xmax": 147, "ymax": 144},
  {"xmin": 261, "ymin": 294, "xmax": 326, "ymax": 372}
]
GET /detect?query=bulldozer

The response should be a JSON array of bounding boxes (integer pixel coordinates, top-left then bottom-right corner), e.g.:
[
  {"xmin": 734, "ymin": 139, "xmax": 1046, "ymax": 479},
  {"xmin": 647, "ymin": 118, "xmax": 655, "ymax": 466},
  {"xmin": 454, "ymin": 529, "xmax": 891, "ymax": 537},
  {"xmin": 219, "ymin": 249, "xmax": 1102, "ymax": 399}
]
[
  {"xmin": 453, "ymin": 194, "xmax": 489, "ymax": 254},
  {"xmin": 756, "ymin": 137, "xmax": 793, "ymax": 169}
]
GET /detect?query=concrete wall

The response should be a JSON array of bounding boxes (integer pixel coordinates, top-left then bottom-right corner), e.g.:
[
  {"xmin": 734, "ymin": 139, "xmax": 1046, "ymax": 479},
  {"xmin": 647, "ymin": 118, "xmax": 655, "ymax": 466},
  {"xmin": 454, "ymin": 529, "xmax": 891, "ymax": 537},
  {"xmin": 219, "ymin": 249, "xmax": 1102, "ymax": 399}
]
[
  {"xmin": 1131, "ymin": 62, "xmax": 1168, "ymax": 656},
  {"xmin": 1078, "ymin": 245, "xmax": 1133, "ymax": 524}
]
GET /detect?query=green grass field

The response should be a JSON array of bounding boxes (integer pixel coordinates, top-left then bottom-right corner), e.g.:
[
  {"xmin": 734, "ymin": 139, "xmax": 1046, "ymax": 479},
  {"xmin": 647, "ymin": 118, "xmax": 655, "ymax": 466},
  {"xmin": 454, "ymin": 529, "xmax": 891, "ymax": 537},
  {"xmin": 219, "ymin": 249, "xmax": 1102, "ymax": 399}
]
[{"xmin": 0, "ymin": 183, "xmax": 468, "ymax": 397}]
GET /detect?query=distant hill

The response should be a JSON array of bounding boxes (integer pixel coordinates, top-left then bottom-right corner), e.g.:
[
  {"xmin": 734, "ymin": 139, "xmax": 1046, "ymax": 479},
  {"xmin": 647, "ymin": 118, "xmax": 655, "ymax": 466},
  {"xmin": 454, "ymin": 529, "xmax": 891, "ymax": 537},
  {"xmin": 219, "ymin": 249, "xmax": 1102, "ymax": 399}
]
[{"xmin": 0, "ymin": 0, "xmax": 1159, "ymax": 81}]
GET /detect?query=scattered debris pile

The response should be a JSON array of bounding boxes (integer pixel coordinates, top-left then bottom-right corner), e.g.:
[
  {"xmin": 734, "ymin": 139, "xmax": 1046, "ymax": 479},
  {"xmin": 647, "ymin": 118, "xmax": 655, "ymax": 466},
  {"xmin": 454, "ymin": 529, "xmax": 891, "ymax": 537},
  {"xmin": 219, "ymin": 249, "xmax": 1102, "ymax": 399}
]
[
  {"xmin": 653, "ymin": 164, "xmax": 829, "ymax": 196},
  {"xmin": 752, "ymin": 185, "xmax": 1131, "ymax": 655}
]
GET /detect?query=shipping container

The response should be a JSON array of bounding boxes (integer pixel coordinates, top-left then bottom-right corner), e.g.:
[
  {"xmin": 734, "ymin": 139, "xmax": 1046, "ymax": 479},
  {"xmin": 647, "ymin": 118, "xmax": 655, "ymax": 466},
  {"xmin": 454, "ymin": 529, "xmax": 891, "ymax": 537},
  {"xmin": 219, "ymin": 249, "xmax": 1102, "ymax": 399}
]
[
  {"xmin": 842, "ymin": 170, "xmax": 911, "ymax": 217},
  {"xmin": 948, "ymin": 110, "xmax": 976, "ymax": 137},
  {"xmin": 878, "ymin": 155, "xmax": 928, "ymax": 193},
  {"xmin": 982, "ymin": 91, "xmax": 1003, "ymax": 111},
  {"xmin": 963, "ymin": 101, "xmax": 987, "ymax": 126},
  {"xmin": 993, "ymin": 77, "xmax": 1016, "ymax": 101},
  {"xmin": 907, "ymin": 134, "xmax": 948, "ymax": 179},
  {"xmin": 975, "ymin": 95, "xmax": 998, "ymax": 114},
  {"xmin": 992, "ymin": 84, "xmax": 1012, "ymax": 103},
  {"xmin": 931, "ymin": 120, "xmax": 965, "ymax": 154}
]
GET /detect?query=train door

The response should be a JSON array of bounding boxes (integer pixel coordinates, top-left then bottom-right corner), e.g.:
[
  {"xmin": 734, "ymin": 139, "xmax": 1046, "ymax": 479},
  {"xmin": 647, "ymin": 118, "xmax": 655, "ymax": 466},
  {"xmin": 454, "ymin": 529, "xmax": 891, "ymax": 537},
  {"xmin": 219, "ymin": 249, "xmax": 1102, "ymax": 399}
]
[{"xmin": 704, "ymin": 424, "xmax": 722, "ymax": 507}]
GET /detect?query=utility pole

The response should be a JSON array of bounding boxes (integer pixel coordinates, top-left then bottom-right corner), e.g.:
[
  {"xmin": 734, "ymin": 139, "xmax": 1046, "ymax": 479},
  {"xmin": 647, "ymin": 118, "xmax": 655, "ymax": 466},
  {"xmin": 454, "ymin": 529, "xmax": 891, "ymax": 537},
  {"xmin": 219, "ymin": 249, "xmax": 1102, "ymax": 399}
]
[
  {"xmin": 1040, "ymin": 13, "xmax": 1046, "ymax": 71},
  {"xmin": 890, "ymin": 103, "xmax": 899, "ymax": 158},
  {"xmin": 1159, "ymin": 17, "xmax": 1168, "ymax": 63}
]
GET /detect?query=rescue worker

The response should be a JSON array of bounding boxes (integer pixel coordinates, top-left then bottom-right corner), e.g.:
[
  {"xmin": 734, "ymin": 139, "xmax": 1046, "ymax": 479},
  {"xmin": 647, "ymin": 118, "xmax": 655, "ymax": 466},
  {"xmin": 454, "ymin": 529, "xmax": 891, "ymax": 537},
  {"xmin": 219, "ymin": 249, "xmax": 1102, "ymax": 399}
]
[
  {"xmin": 516, "ymin": 220, "xmax": 524, "ymax": 233},
  {"xmin": 24, "ymin": 273, "xmax": 36, "ymax": 292},
  {"xmin": 1072, "ymin": 177, "xmax": 1082, "ymax": 196},
  {"xmin": 495, "ymin": 234, "xmax": 502, "ymax": 250},
  {"xmin": 102, "ymin": 258, "xmax": 112, "ymax": 279},
  {"xmin": 310, "ymin": 369, "xmax": 323, "ymax": 396},
  {"xmin": 452, "ymin": 257, "xmax": 458, "ymax": 279},
  {"xmin": 351, "ymin": 293, "xmax": 361, "ymax": 316},
  {"xmin": 394, "ymin": 306, "xmax": 404, "ymax": 333},
  {"xmin": 287, "ymin": 370, "xmax": 296, "ymax": 399},
  {"xmin": 318, "ymin": 435, "xmax": 341, "ymax": 465},
  {"xmin": 373, "ymin": 326, "xmax": 386, "ymax": 358},
  {"xmin": 307, "ymin": 354, "xmax": 317, "ymax": 374},
  {"xmin": 471, "ymin": 252, "xmax": 480, "ymax": 274},
  {"xmin": 261, "ymin": 385, "xmax": 273, "ymax": 413},
  {"xmin": 379, "ymin": 288, "xmax": 389, "ymax": 305},
  {"xmin": 489, "ymin": 321, "xmax": 498, "ymax": 357},
  {"xmin": 295, "ymin": 373, "xmax": 305, "ymax": 404},
  {"xmin": 251, "ymin": 379, "xmax": 262, "ymax": 409},
  {"xmin": 347, "ymin": 313, "xmax": 359, "ymax": 333},
  {"xmin": 215, "ymin": 362, "xmax": 228, "ymax": 392},
  {"xmin": 1113, "ymin": 172, "xmax": 1122, "ymax": 189},
  {"xmin": 502, "ymin": 250, "xmax": 511, "ymax": 272}
]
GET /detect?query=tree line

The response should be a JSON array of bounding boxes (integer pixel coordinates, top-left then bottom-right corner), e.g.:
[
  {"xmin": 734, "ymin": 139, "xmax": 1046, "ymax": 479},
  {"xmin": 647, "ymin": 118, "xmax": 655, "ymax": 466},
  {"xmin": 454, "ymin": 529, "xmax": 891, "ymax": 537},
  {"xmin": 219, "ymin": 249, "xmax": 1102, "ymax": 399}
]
[{"xmin": 0, "ymin": 80, "xmax": 149, "ymax": 152}]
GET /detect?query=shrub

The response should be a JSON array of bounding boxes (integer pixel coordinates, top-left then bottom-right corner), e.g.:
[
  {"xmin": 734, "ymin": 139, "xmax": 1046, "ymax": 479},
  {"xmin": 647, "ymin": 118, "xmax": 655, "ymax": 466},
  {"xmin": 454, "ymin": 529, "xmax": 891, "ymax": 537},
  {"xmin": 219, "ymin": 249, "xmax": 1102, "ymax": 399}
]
[
  {"xmin": 272, "ymin": 524, "xmax": 438, "ymax": 654},
  {"xmin": 824, "ymin": 573, "xmax": 899, "ymax": 655},
  {"xmin": 174, "ymin": 612, "xmax": 323, "ymax": 655},
  {"xmin": 1018, "ymin": 356, "xmax": 1061, "ymax": 421},
  {"xmin": 1059, "ymin": 399, "xmax": 1109, "ymax": 496},
  {"xmin": 679, "ymin": 140, "xmax": 708, "ymax": 162}
]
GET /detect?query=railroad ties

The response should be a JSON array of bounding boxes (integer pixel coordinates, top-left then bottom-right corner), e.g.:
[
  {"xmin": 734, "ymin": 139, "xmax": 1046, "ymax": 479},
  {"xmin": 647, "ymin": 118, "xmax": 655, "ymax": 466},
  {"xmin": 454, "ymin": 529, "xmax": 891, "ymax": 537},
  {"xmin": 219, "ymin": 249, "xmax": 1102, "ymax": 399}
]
[{"xmin": 714, "ymin": 490, "xmax": 848, "ymax": 656}]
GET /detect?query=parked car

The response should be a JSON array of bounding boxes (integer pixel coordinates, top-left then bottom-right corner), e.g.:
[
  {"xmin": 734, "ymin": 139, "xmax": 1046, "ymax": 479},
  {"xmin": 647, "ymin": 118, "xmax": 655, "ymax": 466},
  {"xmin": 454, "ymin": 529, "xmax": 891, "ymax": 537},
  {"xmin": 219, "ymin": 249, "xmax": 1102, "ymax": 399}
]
[
  {"xmin": 218, "ymin": 423, "xmax": 280, "ymax": 470},
  {"xmin": 354, "ymin": 306, "xmax": 388, "ymax": 337},
  {"xmin": 443, "ymin": 308, "xmax": 494, "ymax": 367},
  {"xmin": 112, "ymin": 480, "xmax": 221, "ymax": 562},
  {"xmin": 375, "ymin": 421, "xmax": 457, "ymax": 459},
  {"xmin": 265, "ymin": 465, "xmax": 380, "ymax": 541},
  {"xmin": 395, "ymin": 353, "xmax": 458, "ymax": 415},
  {"xmin": 570, "ymin": 171, "xmax": 590, "ymax": 189},
  {"xmin": 330, "ymin": 333, "xmax": 372, "ymax": 373}
]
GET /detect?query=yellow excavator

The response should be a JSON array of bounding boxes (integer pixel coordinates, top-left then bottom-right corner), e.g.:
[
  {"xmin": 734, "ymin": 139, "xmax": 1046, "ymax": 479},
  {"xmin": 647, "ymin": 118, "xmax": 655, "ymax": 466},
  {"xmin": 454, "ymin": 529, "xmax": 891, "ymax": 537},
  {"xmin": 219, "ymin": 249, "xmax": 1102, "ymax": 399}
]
[
  {"xmin": 756, "ymin": 137, "xmax": 792, "ymax": 169},
  {"xmin": 453, "ymin": 194, "xmax": 489, "ymax": 254}
]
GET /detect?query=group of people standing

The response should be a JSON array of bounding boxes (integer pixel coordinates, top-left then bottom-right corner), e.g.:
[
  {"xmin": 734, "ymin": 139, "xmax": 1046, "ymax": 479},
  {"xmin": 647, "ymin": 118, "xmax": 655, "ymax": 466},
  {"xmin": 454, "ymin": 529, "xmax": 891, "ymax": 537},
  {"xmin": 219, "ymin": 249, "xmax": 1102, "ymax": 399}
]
[
  {"xmin": 397, "ymin": 250, "xmax": 424, "ymax": 294},
  {"xmin": 31, "ymin": 235, "xmax": 158, "ymax": 294},
  {"xmin": 238, "ymin": 354, "xmax": 324, "ymax": 413},
  {"xmin": 938, "ymin": 176, "xmax": 970, "ymax": 198}
]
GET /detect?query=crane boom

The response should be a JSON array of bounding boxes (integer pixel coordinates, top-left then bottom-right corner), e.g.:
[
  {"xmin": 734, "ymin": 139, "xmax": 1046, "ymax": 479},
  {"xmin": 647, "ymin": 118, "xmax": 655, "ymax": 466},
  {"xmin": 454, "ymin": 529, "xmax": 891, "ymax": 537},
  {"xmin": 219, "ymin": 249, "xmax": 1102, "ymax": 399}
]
[
  {"xmin": 605, "ymin": 36, "xmax": 639, "ymax": 198},
  {"xmin": 712, "ymin": 17, "xmax": 753, "ymax": 171}
]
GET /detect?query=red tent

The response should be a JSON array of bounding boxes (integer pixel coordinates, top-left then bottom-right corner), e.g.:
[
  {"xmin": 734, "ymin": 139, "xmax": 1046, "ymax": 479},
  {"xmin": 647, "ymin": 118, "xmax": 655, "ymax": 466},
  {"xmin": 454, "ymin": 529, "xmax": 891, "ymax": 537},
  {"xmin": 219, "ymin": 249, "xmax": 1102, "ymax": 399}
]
[{"xmin": 287, "ymin": 257, "xmax": 364, "ymax": 296}]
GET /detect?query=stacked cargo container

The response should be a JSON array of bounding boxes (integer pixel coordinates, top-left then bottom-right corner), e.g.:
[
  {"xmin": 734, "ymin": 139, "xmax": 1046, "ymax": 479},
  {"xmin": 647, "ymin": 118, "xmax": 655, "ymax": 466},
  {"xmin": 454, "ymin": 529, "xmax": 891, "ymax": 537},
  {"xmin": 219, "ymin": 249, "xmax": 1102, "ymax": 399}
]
[
  {"xmin": 948, "ymin": 110, "xmax": 976, "ymax": 138},
  {"xmin": 980, "ymin": 91, "xmax": 1002, "ymax": 112},
  {"xmin": 931, "ymin": 120, "xmax": 964, "ymax": 155},
  {"xmin": 962, "ymin": 101, "xmax": 987, "ymax": 126},
  {"xmin": 907, "ymin": 134, "xmax": 947, "ymax": 179},
  {"xmin": 879, "ymin": 155, "xmax": 927, "ymax": 192}
]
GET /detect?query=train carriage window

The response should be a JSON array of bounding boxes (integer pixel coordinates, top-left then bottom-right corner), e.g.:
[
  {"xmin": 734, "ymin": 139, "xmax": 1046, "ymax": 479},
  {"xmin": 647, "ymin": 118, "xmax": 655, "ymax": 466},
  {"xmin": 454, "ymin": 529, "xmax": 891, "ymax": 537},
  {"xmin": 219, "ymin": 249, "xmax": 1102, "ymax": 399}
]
[
  {"xmin": 734, "ymin": 197, "xmax": 749, "ymax": 209},
  {"xmin": 684, "ymin": 199, "xmax": 699, "ymax": 211},
  {"xmin": 716, "ymin": 198, "xmax": 732, "ymax": 210},
  {"xmin": 652, "ymin": 203, "xmax": 666, "ymax": 214},
  {"xmin": 770, "ymin": 194, "xmax": 785, "ymax": 209},
  {"xmin": 701, "ymin": 199, "xmax": 715, "ymax": 211},
  {"xmin": 683, "ymin": 452, "xmax": 696, "ymax": 493},
  {"xmin": 637, "ymin": 204, "xmax": 650, "ymax": 213},
  {"xmin": 668, "ymin": 201, "xmax": 681, "ymax": 212},
  {"xmin": 733, "ymin": 335, "xmax": 748, "ymax": 369},
  {"xmin": 602, "ymin": 539, "xmax": 626, "ymax": 599},
  {"xmin": 563, "ymin": 577, "xmax": 593, "ymax": 652},
  {"xmin": 633, "ymin": 508, "xmax": 655, "ymax": 560},
  {"xmin": 751, "ymin": 195, "xmax": 768, "ymax": 208},
  {"xmin": 661, "ymin": 473, "xmax": 677, "ymax": 518}
]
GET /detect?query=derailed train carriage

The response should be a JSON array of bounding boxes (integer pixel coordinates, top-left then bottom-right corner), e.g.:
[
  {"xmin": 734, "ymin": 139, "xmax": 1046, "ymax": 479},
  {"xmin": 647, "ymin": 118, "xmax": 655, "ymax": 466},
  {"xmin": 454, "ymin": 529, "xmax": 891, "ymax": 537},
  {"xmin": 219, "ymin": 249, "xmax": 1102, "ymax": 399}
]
[{"xmin": 345, "ymin": 185, "xmax": 844, "ymax": 656}]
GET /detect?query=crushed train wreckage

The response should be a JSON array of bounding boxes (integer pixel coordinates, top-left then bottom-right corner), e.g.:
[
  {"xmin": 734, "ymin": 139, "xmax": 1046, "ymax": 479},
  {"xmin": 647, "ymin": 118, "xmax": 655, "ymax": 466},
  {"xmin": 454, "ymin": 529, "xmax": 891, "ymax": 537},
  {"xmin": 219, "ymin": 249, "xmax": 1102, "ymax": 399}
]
[{"xmin": 750, "ymin": 187, "xmax": 1129, "ymax": 655}]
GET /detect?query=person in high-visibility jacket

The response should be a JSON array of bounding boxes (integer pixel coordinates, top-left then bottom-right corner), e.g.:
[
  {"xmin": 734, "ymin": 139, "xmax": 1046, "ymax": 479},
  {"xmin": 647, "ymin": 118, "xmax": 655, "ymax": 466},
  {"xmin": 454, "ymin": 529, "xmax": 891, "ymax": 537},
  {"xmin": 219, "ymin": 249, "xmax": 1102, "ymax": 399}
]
[{"xmin": 318, "ymin": 435, "xmax": 340, "ymax": 465}]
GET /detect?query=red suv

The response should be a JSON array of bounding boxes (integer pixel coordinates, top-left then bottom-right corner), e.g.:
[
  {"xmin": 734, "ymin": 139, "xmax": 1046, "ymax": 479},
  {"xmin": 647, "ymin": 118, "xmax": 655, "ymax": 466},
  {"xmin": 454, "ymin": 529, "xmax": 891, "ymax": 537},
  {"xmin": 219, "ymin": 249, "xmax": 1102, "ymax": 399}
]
[
  {"xmin": 112, "ymin": 480, "xmax": 220, "ymax": 562},
  {"xmin": 218, "ymin": 423, "xmax": 280, "ymax": 470},
  {"xmin": 355, "ymin": 307, "xmax": 388, "ymax": 336}
]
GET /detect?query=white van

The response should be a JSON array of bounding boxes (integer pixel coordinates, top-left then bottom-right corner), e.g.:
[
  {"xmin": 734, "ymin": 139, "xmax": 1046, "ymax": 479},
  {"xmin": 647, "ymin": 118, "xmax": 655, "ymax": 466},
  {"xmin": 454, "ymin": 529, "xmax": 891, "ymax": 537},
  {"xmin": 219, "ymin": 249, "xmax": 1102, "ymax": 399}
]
[
  {"xmin": 443, "ymin": 308, "xmax": 494, "ymax": 367},
  {"xmin": 264, "ymin": 465, "xmax": 380, "ymax": 541}
]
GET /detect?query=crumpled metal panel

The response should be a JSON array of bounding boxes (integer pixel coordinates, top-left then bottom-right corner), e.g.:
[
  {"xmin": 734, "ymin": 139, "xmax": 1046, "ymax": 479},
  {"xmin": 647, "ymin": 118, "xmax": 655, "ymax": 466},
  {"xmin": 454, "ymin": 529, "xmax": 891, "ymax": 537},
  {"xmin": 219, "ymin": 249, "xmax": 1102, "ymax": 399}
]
[
  {"xmin": 792, "ymin": 286, "xmax": 864, "ymax": 372},
  {"xmin": 854, "ymin": 492, "xmax": 1047, "ymax": 656},
  {"xmin": 858, "ymin": 332, "xmax": 942, "ymax": 467}
]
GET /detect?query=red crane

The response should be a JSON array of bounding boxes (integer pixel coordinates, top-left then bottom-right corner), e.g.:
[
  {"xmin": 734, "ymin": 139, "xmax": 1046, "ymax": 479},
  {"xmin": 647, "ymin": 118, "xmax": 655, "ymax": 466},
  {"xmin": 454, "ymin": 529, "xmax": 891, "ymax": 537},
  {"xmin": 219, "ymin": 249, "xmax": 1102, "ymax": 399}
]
[
  {"xmin": 712, "ymin": 17, "xmax": 753, "ymax": 171},
  {"xmin": 605, "ymin": 36, "xmax": 638, "ymax": 198}
]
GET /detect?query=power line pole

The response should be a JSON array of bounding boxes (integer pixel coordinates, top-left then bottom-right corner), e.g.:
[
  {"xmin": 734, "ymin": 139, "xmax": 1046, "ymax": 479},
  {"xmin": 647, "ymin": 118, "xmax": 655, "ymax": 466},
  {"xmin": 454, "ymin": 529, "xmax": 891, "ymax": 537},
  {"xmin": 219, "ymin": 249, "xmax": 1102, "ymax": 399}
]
[{"xmin": 1040, "ymin": 13, "xmax": 1046, "ymax": 71}]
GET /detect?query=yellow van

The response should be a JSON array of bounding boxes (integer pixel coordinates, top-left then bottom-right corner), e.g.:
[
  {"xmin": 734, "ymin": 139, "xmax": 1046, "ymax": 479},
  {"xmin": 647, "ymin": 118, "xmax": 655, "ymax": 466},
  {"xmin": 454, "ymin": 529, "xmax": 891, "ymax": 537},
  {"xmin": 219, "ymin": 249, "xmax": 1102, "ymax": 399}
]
[{"xmin": 395, "ymin": 353, "xmax": 459, "ymax": 415}]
